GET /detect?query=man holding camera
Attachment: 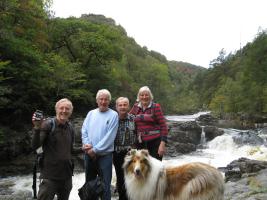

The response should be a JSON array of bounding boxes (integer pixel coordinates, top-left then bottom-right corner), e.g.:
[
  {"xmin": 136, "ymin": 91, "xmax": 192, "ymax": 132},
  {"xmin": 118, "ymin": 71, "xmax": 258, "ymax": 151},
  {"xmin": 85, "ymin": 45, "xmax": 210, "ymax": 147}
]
[{"xmin": 32, "ymin": 98, "xmax": 75, "ymax": 200}]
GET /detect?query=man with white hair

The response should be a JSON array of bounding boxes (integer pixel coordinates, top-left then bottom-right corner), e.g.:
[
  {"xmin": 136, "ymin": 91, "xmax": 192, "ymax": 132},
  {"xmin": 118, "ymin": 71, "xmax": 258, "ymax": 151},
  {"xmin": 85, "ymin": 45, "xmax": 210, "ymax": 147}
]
[
  {"xmin": 113, "ymin": 97, "xmax": 137, "ymax": 200},
  {"xmin": 32, "ymin": 98, "xmax": 75, "ymax": 200},
  {"xmin": 81, "ymin": 89, "xmax": 119, "ymax": 200}
]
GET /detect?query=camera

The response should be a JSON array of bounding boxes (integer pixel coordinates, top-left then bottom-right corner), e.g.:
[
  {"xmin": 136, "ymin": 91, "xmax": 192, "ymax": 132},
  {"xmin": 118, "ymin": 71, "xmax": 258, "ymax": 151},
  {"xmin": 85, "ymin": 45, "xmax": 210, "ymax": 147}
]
[{"xmin": 35, "ymin": 110, "xmax": 43, "ymax": 121}]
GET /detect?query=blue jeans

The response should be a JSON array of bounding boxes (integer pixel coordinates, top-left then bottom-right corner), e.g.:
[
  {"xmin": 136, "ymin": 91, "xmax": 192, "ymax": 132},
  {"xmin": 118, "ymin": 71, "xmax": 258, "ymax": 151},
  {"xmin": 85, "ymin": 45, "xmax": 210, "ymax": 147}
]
[{"xmin": 84, "ymin": 153, "xmax": 113, "ymax": 200}]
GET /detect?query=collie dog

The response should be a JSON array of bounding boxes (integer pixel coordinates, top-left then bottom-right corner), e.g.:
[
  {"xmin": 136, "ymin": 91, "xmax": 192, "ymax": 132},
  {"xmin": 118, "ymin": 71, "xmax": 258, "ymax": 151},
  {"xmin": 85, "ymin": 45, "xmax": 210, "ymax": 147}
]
[{"xmin": 123, "ymin": 149, "xmax": 224, "ymax": 200}]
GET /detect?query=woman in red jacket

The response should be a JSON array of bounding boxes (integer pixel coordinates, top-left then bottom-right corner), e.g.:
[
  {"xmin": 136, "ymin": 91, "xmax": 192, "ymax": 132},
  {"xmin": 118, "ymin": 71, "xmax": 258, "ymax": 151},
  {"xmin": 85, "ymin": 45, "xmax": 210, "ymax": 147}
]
[{"xmin": 129, "ymin": 86, "xmax": 168, "ymax": 160}]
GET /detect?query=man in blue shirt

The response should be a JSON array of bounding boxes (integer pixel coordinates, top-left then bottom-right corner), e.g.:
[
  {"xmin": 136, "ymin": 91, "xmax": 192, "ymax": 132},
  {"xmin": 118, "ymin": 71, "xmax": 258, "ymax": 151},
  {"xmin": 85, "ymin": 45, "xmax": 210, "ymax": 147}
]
[{"xmin": 81, "ymin": 89, "xmax": 119, "ymax": 200}]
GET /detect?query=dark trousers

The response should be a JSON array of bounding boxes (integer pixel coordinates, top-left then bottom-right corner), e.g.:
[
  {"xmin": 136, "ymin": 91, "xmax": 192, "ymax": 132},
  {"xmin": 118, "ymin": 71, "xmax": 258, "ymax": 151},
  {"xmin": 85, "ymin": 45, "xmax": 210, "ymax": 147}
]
[
  {"xmin": 113, "ymin": 151, "xmax": 128, "ymax": 200},
  {"xmin": 137, "ymin": 137, "xmax": 162, "ymax": 161},
  {"xmin": 84, "ymin": 153, "xmax": 113, "ymax": 200},
  {"xmin": 37, "ymin": 178, "xmax": 72, "ymax": 200}
]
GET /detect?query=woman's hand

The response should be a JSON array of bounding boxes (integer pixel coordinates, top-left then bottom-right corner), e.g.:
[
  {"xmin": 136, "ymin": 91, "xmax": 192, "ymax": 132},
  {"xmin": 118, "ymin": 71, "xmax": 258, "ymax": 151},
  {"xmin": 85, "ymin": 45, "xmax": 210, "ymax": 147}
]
[{"xmin": 158, "ymin": 141, "xmax": 166, "ymax": 157}]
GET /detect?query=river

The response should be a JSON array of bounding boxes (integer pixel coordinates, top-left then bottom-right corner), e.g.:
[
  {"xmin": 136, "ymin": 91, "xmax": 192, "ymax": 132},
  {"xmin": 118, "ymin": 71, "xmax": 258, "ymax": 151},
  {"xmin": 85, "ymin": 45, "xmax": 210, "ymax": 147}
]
[{"xmin": 1, "ymin": 112, "xmax": 267, "ymax": 200}]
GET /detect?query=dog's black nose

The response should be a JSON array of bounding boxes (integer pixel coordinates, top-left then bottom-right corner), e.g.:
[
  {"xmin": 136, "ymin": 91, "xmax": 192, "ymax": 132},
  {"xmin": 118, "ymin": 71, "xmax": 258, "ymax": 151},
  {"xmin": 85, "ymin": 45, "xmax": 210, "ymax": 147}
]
[{"xmin": 135, "ymin": 169, "xmax": 141, "ymax": 175}]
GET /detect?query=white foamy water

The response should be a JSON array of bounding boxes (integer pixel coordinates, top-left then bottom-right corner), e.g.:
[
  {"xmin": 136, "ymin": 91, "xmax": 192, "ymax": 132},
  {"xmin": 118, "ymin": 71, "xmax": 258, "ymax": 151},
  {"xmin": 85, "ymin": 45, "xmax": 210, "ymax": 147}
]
[
  {"xmin": 165, "ymin": 111, "xmax": 210, "ymax": 122},
  {"xmin": 164, "ymin": 132, "xmax": 267, "ymax": 168},
  {"xmin": 8, "ymin": 168, "xmax": 117, "ymax": 200}
]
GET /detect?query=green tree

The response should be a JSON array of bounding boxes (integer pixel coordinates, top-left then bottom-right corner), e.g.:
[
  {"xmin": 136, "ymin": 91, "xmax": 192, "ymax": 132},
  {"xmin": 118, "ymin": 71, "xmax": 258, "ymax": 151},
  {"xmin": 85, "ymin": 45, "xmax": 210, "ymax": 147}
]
[{"xmin": 0, "ymin": 60, "xmax": 11, "ymax": 108}]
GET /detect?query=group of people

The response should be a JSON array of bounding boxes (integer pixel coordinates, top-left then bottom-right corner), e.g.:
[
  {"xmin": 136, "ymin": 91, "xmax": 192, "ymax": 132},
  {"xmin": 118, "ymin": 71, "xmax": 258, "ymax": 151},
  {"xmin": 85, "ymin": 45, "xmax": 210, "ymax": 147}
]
[{"xmin": 32, "ymin": 86, "xmax": 168, "ymax": 200}]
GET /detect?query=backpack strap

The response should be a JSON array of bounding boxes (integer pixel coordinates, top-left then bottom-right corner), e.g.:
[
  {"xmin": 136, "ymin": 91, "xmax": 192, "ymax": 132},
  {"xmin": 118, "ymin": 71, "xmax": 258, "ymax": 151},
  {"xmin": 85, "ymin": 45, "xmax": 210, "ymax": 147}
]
[
  {"xmin": 50, "ymin": 117, "xmax": 56, "ymax": 133},
  {"xmin": 65, "ymin": 120, "xmax": 75, "ymax": 175}
]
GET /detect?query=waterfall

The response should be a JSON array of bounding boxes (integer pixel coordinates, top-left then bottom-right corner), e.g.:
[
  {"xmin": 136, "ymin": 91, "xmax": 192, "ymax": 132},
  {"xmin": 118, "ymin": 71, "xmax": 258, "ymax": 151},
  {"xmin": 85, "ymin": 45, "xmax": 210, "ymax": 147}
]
[{"xmin": 200, "ymin": 126, "xmax": 206, "ymax": 144}]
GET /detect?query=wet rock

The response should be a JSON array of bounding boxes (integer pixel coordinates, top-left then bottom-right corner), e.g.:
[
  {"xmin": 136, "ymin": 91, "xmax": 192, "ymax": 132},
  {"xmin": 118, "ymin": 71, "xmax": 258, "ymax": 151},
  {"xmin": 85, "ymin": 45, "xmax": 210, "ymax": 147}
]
[
  {"xmin": 203, "ymin": 126, "xmax": 224, "ymax": 141},
  {"xmin": 196, "ymin": 114, "xmax": 218, "ymax": 125},
  {"xmin": 0, "ymin": 131, "xmax": 32, "ymax": 161},
  {"xmin": 224, "ymin": 168, "xmax": 267, "ymax": 200},
  {"xmin": 261, "ymin": 127, "xmax": 267, "ymax": 135},
  {"xmin": 0, "ymin": 177, "xmax": 32, "ymax": 199},
  {"xmin": 168, "ymin": 121, "xmax": 202, "ymax": 145},
  {"xmin": 167, "ymin": 121, "xmax": 201, "ymax": 155},
  {"xmin": 224, "ymin": 157, "xmax": 267, "ymax": 182},
  {"xmin": 233, "ymin": 131, "xmax": 264, "ymax": 146},
  {"xmin": 72, "ymin": 117, "xmax": 84, "ymax": 144}
]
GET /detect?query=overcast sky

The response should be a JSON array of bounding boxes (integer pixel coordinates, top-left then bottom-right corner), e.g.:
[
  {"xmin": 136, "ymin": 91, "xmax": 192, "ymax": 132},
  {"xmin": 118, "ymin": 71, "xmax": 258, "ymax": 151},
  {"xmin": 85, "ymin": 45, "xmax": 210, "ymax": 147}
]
[{"xmin": 51, "ymin": 0, "xmax": 267, "ymax": 68}]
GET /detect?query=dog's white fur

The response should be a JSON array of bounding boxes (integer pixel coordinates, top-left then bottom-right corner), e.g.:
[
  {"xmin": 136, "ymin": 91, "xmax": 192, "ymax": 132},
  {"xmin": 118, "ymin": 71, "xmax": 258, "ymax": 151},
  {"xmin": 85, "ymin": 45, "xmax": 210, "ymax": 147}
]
[{"xmin": 123, "ymin": 149, "xmax": 224, "ymax": 200}]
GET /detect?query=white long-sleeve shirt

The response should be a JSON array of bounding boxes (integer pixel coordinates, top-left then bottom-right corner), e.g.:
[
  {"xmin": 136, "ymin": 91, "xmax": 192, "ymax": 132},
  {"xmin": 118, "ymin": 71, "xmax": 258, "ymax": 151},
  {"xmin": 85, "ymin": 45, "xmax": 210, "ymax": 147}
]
[{"xmin": 81, "ymin": 108, "xmax": 119, "ymax": 154}]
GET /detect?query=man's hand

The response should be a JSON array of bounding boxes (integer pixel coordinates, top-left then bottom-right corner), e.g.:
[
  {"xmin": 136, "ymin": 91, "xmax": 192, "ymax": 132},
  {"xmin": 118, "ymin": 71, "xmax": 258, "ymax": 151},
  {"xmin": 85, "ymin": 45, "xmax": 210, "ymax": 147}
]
[
  {"xmin": 82, "ymin": 144, "xmax": 92, "ymax": 151},
  {"xmin": 87, "ymin": 149, "xmax": 96, "ymax": 160},
  {"xmin": 32, "ymin": 113, "xmax": 42, "ymax": 129}
]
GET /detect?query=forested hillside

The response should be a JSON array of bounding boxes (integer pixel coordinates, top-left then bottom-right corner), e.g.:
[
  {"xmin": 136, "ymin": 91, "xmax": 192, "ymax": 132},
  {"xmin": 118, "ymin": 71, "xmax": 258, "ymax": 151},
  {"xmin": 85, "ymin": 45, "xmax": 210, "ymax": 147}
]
[
  {"xmin": 192, "ymin": 32, "xmax": 267, "ymax": 119},
  {"xmin": 0, "ymin": 0, "xmax": 202, "ymax": 132},
  {"xmin": 0, "ymin": 0, "xmax": 266, "ymax": 136}
]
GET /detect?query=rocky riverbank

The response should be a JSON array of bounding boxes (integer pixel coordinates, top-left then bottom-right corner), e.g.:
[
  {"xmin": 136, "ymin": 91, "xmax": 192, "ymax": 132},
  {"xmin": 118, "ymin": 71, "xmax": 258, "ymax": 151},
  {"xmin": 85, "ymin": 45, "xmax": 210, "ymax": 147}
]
[{"xmin": 224, "ymin": 158, "xmax": 267, "ymax": 199}]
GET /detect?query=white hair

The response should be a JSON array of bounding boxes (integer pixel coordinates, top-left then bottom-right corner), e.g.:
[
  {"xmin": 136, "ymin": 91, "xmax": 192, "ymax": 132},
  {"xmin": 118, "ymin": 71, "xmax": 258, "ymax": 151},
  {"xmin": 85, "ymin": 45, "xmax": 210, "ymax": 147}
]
[
  {"xmin": 116, "ymin": 97, "xmax": 129, "ymax": 105},
  {"xmin": 136, "ymin": 86, "xmax": 154, "ymax": 102},
  {"xmin": 96, "ymin": 89, "xmax": 111, "ymax": 101},
  {"xmin": 55, "ymin": 98, "xmax": 73, "ymax": 113}
]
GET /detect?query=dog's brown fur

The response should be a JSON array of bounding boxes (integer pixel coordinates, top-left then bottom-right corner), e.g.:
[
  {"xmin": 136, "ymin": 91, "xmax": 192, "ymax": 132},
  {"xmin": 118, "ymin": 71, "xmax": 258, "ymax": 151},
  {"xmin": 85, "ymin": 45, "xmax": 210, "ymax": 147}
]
[{"xmin": 123, "ymin": 149, "xmax": 224, "ymax": 200}]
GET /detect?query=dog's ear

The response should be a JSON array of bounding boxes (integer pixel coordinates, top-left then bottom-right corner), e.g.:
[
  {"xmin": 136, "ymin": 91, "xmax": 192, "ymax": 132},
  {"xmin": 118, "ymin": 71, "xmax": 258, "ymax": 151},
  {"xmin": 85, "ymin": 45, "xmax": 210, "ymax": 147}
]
[
  {"xmin": 140, "ymin": 149, "xmax": 149, "ymax": 157},
  {"xmin": 127, "ymin": 149, "xmax": 137, "ymax": 156}
]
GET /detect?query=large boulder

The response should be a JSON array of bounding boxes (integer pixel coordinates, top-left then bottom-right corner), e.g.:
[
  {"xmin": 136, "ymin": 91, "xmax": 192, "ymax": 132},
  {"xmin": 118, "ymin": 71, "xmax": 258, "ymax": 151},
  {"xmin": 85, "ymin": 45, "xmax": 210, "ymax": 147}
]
[
  {"xmin": 224, "ymin": 168, "xmax": 267, "ymax": 200},
  {"xmin": 223, "ymin": 157, "xmax": 267, "ymax": 182},
  {"xmin": 224, "ymin": 158, "xmax": 267, "ymax": 200},
  {"xmin": 0, "ymin": 130, "xmax": 32, "ymax": 161},
  {"xmin": 196, "ymin": 113, "xmax": 218, "ymax": 125},
  {"xmin": 168, "ymin": 121, "xmax": 202, "ymax": 144},
  {"xmin": 232, "ymin": 130, "xmax": 264, "ymax": 146},
  {"xmin": 166, "ymin": 121, "xmax": 201, "ymax": 155},
  {"xmin": 203, "ymin": 126, "xmax": 224, "ymax": 141}
]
